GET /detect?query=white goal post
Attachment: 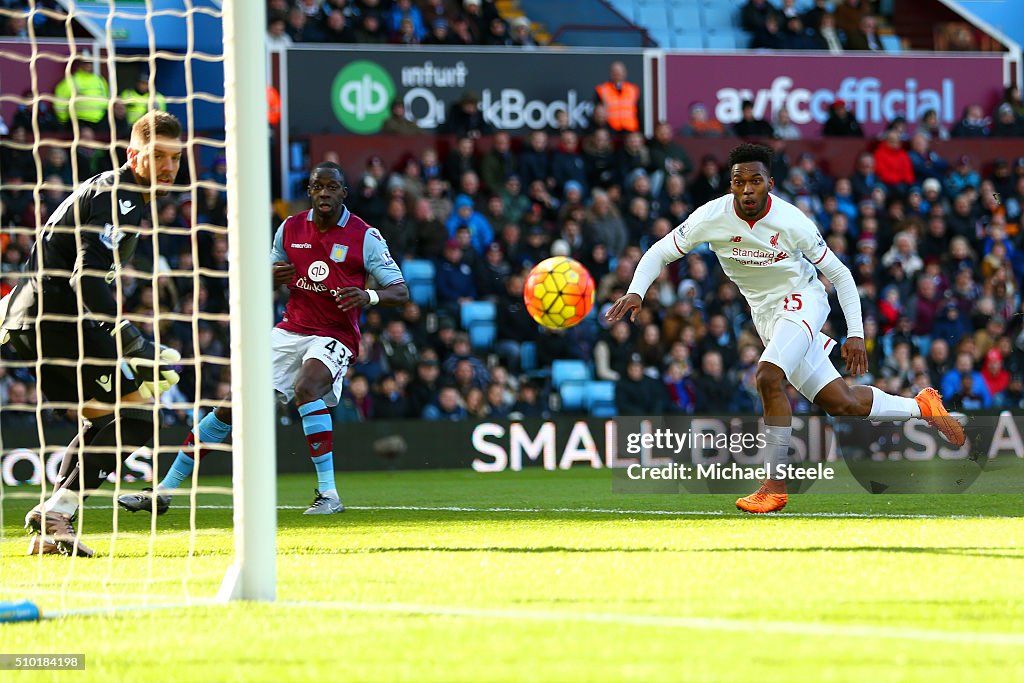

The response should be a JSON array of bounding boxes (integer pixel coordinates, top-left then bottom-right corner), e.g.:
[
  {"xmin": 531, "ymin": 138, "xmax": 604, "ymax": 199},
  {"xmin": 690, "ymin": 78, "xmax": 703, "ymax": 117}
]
[
  {"xmin": 220, "ymin": 0, "xmax": 276, "ymax": 602},
  {"xmin": 0, "ymin": 0, "xmax": 276, "ymax": 616}
]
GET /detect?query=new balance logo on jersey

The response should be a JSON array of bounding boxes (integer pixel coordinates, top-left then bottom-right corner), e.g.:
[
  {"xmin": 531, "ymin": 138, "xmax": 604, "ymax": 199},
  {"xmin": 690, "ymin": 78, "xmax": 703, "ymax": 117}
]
[
  {"xmin": 291, "ymin": 243, "xmax": 312, "ymax": 249},
  {"xmin": 769, "ymin": 232, "xmax": 780, "ymax": 248},
  {"xmin": 118, "ymin": 199, "xmax": 135, "ymax": 215},
  {"xmin": 730, "ymin": 236, "xmax": 742, "ymax": 243},
  {"xmin": 96, "ymin": 374, "xmax": 112, "ymax": 392}
]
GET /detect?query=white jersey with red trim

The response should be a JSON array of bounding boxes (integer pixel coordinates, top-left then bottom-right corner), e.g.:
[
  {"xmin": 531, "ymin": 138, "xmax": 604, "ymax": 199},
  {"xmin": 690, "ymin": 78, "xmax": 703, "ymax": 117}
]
[{"xmin": 671, "ymin": 193, "xmax": 828, "ymax": 311}]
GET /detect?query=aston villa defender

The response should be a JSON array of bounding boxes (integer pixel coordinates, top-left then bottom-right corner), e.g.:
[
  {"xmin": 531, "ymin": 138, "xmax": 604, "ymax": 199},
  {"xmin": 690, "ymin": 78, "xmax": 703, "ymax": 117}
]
[
  {"xmin": 606, "ymin": 143, "xmax": 964, "ymax": 513},
  {"xmin": 119, "ymin": 161, "xmax": 408, "ymax": 516}
]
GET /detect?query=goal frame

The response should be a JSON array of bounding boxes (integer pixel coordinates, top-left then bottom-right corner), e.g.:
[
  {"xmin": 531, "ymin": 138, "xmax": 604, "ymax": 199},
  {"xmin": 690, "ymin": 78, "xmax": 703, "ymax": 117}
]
[{"xmin": 217, "ymin": 0, "xmax": 276, "ymax": 602}]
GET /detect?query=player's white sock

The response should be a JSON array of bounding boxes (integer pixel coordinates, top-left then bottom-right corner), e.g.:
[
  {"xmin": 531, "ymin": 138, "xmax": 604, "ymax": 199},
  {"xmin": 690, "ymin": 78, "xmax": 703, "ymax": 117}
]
[
  {"xmin": 41, "ymin": 488, "xmax": 79, "ymax": 516},
  {"xmin": 868, "ymin": 387, "xmax": 921, "ymax": 419},
  {"xmin": 762, "ymin": 425, "xmax": 792, "ymax": 480}
]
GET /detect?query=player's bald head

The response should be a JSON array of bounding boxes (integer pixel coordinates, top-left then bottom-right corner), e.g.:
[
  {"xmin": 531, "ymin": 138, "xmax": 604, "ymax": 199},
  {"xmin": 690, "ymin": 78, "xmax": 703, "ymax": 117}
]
[{"xmin": 310, "ymin": 162, "xmax": 345, "ymax": 186}]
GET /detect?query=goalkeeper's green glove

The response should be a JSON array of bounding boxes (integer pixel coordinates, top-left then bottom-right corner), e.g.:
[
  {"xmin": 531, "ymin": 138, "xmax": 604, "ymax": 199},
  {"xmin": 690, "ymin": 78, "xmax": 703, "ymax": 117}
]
[{"xmin": 109, "ymin": 321, "xmax": 181, "ymax": 399}]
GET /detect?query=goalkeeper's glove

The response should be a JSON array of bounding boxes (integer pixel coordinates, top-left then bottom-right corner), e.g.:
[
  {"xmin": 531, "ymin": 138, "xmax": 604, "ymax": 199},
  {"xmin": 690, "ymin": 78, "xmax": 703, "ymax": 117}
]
[{"xmin": 109, "ymin": 320, "xmax": 181, "ymax": 398}]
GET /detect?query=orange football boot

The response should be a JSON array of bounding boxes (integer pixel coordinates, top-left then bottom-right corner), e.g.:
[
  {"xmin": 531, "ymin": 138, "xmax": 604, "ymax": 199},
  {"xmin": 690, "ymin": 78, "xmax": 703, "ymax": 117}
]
[
  {"xmin": 735, "ymin": 480, "xmax": 788, "ymax": 514},
  {"xmin": 915, "ymin": 388, "xmax": 966, "ymax": 447}
]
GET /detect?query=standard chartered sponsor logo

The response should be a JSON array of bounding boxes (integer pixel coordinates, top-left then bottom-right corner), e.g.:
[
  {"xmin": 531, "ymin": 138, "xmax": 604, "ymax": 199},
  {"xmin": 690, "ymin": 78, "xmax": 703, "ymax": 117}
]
[{"xmin": 331, "ymin": 61, "xmax": 395, "ymax": 133}]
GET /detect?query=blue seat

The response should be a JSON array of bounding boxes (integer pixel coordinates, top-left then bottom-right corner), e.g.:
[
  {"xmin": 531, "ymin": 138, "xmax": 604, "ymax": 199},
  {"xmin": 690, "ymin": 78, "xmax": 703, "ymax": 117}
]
[
  {"xmin": 559, "ymin": 382, "xmax": 588, "ymax": 412},
  {"xmin": 402, "ymin": 258, "xmax": 434, "ymax": 282},
  {"xmin": 700, "ymin": 4, "xmax": 736, "ymax": 30},
  {"xmin": 674, "ymin": 30, "xmax": 705, "ymax": 49},
  {"xmin": 520, "ymin": 341, "xmax": 537, "ymax": 372},
  {"xmin": 634, "ymin": 4, "xmax": 670, "ymax": 28},
  {"xmin": 647, "ymin": 26, "xmax": 673, "ymax": 47},
  {"xmin": 468, "ymin": 321, "xmax": 496, "ymax": 350},
  {"xmin": 551, "ymin": 359, "xmax": 591, "ymax": 390},
  {"xmin": 667, "ymin": 4, "xmax": 700, "ymax": 29},
  {"xmin": 880, "ymin": 34, "xmax": 902, "ymax": 52},
  {"xmin": 705, "ymin": 31, "xmax": 738, "ymax": 50},
  {"xmin": 402, "ymin": 259, "xmax": 435, "ymax": 307},
  {"xmin": 408, "ymin": 282, "xmax": 435, "ymax": 307},
  {"xmin": 460, "ymin": 300, "xmax": 496, "ymax": 329},
  {"xmin": 585, "ymin": 380, "xmax": 616, "ymax": 415}
]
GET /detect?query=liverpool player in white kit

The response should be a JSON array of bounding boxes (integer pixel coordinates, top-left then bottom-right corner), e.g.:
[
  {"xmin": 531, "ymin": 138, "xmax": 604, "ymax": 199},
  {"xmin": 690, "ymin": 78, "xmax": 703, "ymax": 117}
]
[{"xmin": 607, "ymin": 144, "xmax": 964, "ymax": 513}]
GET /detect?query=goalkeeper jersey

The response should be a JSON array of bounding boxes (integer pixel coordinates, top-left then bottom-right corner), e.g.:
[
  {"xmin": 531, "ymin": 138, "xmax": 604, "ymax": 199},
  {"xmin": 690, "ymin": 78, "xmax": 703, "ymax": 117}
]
[{"xmin": 3, "ymin": 165, "xmax": 145, "ymax": 331}]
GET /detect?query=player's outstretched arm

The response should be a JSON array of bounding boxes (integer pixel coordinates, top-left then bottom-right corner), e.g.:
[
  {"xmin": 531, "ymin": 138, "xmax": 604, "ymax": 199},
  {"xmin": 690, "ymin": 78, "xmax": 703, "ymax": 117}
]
[
  {"xmin": 606, "ymin": 293, "xmax": 642, "ymax": 323},
  {"xmin": 812, "ymin": 248, "xmax": 867, "ymax": 375},
  {"xmin": 841, "ymin": 336, "xmax": 868, "ymax": 377},
  {"xmin": 334, "ymin": 281, "xmax": 409, "ymax": 311},
  {"xmin": 606, "ymin": 228, "xmax": 684, "ymax": 324}
]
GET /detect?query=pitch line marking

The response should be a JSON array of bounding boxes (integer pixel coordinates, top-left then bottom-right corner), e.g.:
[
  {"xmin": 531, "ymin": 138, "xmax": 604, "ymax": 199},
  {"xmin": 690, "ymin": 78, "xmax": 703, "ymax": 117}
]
[
  {"xmin": 167, "ymin": 504, "xmax": 1017, "ymax": 520},
  {"xmin": 284, "ymin": 600, "xmax": 1024, "ymax": 647}
]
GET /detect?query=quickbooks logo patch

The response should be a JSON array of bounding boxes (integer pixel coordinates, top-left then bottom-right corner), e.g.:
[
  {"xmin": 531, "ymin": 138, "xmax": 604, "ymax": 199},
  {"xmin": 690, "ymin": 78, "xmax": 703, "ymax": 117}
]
[{"xmin": 331, "ymin": 61, "xmax": 395, "ymax": 134}]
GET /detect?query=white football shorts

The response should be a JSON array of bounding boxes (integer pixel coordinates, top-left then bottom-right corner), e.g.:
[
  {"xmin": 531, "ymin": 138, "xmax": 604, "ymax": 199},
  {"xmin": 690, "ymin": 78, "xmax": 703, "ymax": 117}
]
[
  {"xmin": 754, "ymin": 279, "xmax": 841, "ymax": 403},
  {"xmin": 271, "ymin": 328, "xmax": 353, "ymax": 407}
]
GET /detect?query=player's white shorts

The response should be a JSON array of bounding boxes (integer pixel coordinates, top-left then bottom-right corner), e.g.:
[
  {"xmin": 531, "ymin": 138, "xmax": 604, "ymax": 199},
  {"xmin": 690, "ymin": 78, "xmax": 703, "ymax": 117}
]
[
  {"xmin": 271, "ymin": 328, "xmax": 353, "ymax": 407},
  {"xmin": 753, "ymin": 278, "xmax": 841, "ymax": 403}
]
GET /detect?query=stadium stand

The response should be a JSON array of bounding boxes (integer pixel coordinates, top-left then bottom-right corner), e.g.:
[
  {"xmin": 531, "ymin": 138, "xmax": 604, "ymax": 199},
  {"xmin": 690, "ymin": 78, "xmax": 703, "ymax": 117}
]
[{"xmin": 2, "ymin": 0, "xmax": 1023, "ymax": 428}]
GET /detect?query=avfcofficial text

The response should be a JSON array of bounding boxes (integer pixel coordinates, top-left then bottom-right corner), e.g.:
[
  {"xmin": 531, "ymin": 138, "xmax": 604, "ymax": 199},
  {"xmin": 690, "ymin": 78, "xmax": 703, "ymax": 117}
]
[{"xmin": 715, "ymin": 76, "xmax": 956, "ymax": 126}]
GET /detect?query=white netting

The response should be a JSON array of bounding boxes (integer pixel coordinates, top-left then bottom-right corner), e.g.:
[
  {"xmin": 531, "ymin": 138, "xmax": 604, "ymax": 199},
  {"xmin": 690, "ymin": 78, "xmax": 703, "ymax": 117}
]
[{"xmin": 0, "ymin": 0, "xmax": 244, "ymax": 615}]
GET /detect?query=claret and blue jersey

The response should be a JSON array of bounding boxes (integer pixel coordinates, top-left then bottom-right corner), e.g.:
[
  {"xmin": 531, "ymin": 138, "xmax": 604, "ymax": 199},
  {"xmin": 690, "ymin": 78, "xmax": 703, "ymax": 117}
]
[{"xmin": 271, "ymin": 205, "xmax": 405, "ymax": 356}]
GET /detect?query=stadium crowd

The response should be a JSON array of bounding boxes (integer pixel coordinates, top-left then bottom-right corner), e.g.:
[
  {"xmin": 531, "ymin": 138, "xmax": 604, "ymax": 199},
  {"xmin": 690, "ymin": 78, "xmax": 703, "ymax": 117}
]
[
  {"xmin": 263, "ymin": 0, "xmax": 539, "ymax": 48},
  {"xmin": 2, "ymin": 1, "xmax": 1024, "ymax": 427},
  {"xmin": 4, "ymin": 103, "xmax": 1024, "ymax": 425}
]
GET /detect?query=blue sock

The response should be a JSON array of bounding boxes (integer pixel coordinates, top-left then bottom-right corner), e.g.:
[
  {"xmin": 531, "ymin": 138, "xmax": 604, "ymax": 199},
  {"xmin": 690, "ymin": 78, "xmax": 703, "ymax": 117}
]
[
  {"xmin": 298, "ymin": 399, "xmax": 336, "ymax": 494},
  {"xmin": 159, "ymin": 411, "xmax": 232, "ymax": 490}
]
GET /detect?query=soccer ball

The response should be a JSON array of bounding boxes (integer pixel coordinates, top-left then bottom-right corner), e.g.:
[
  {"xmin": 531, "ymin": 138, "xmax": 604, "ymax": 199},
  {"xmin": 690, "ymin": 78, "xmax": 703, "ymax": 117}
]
[{"xmin": 523, "ymin": 257, "xmax": 595, "ymax": 329}]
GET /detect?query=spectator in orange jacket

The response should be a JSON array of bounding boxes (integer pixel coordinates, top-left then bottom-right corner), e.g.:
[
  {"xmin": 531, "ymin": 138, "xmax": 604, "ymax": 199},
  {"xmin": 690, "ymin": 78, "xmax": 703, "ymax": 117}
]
[{"xmin": 594, "ymin": 61, "xmax": 640, "ymax": 133}]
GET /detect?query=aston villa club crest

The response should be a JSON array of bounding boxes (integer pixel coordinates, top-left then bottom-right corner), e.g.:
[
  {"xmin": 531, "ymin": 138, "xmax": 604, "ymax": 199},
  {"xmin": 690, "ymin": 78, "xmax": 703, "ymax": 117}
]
[{"xmin": 330, "ymin": 243, "xmax": 348, "ymax": 263}]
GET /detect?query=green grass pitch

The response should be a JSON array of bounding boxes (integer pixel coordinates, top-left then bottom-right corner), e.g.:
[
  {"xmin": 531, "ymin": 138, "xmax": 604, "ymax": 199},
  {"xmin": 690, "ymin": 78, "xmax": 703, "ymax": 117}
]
[{"xmin": 1, "ymin": 468, "xmax": 1022, "ymax": 682}]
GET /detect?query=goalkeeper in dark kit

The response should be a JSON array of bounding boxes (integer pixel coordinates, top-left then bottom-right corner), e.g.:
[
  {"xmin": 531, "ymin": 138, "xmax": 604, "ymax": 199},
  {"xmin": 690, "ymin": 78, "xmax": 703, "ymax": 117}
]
[{"xmin": 0, "ymin": 111, "xmax": 185, "ymax": 557}]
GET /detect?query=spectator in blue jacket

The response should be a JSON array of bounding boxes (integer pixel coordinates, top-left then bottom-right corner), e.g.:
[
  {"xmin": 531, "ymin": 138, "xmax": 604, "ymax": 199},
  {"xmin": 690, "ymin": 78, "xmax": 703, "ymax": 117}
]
[
  {"xmin": 908, "ymin": 133, "xmax": 950, "ymax": 182},
  {"xmin": 550, "ymin": 129, "xmax": 588, "ymax": 196},
  {"xmin": 386, "ymin": 0, "xmax": 427, "ymax": 41},
  {"xmin": 446, "ymin": 194, "xmax": 494, "ymax": 254},
  {"xmin": 945, "ymin": 155, "xmax": 981, "ymax": 198},
  {"xmin": 422, "ymin": 385, "xmax": 468, "ymax": 420},
  {"xmin": 436, "ymin": 239, "xmax": 477, "ymax": 308},
  {"xmin": 941, "ymin": 351, "xmax": 993, "ymax": 408},
  {"xmin": 932, "ymin": 303, "xmax": 970, "ymax": 350}
]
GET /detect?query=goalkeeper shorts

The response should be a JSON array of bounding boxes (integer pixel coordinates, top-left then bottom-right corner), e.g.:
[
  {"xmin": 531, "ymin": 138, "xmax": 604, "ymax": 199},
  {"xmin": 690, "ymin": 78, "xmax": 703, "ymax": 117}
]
[{"xmin": 6, "ymin": 320, "xmax": 138, "ymax": 405}]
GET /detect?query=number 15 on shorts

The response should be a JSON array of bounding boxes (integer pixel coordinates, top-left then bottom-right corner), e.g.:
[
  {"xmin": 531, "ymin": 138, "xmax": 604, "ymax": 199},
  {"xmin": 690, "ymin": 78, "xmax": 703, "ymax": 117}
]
[{"xmin": 782, "ymin": 294, "xmax": 803, "ymax": 312}]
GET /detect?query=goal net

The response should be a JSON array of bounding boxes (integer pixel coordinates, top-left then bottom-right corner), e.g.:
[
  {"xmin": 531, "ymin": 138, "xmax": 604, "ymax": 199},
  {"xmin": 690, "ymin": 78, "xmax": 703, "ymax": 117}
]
[{"xmin": 0, "ymin": 0, "xmax": 273, "ymax": 619}]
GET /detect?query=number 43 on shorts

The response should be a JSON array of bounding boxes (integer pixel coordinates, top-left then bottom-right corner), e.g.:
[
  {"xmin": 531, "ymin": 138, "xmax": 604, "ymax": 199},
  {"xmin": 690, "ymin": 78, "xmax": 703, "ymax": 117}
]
[
  {"xmin": 323, "ymin": 339, "xmax": 348, "ymax": 364},
  {"xmin": 782, "ymin": 294, "xmax": 803, "ymax": 312}
]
